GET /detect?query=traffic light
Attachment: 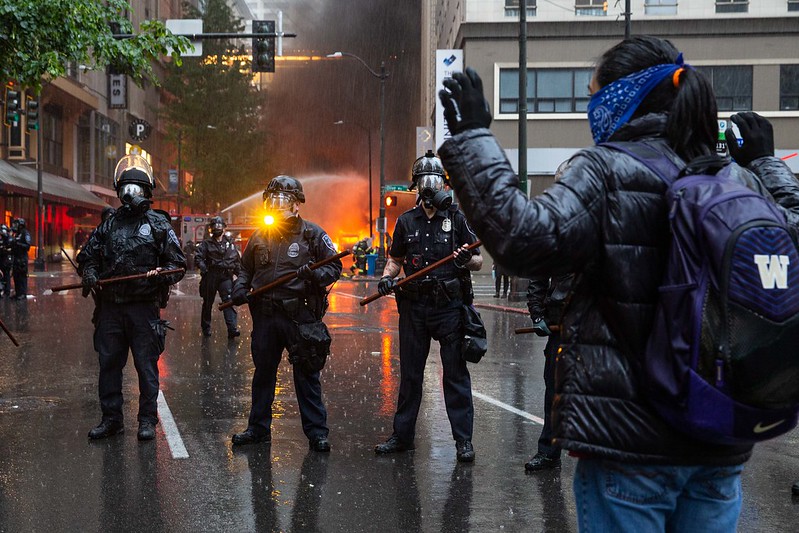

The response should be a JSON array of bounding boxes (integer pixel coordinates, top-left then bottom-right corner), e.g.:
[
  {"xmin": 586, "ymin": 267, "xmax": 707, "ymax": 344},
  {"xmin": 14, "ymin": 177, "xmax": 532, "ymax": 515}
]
[
  {"xmin": 385, "ymin": 195, "xmax": 398, "ymax": 208},
  {"xmin": 252, "ymin": 20, "xmax": 276, "ymax": 73},
  {"xmin": 4, "ymin": 87, "xmax": 20, "ymax": 125},
  {"xmin": 25, "ymin": 96, "xmax": 39, "ymax": 130}
]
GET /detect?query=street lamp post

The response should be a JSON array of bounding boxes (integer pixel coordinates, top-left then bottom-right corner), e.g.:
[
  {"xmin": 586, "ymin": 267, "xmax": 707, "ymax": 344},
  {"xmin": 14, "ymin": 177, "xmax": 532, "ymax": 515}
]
[
  {"xmin": 326, "ymin": 51, "xmax": 389, "ymax": 270},
  {"xmin": 333, "ymin": 120, "xmax": 373, "ymax": 240}
]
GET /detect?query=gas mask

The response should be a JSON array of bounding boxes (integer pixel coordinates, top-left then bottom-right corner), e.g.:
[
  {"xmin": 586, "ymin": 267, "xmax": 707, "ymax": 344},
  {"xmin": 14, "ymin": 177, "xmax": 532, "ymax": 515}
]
[
  {"xmin": 264, "ymin": 192, "xmax": 299, "ymax": 225},
  {"xmin": 118, "ymin": 183, "xmax": 150, "ymax": 213},
  {"xmin": 416, "ymin": 174, "xmax": 452, "ymax": 211},
  {"xmin": 211, "ymin": 223, "xmax": 225, "ymax": 238}
]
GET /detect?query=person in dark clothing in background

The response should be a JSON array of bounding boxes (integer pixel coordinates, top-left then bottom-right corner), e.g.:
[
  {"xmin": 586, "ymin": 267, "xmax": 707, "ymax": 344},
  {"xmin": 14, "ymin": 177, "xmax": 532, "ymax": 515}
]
[
  {"xmin": 0, "ymin": 224, "xmax": 12, "ymax": 298},
  {"xmin": 79, "ymin": 154, "xmax": 185, "ymax": 442},
  {"xmin": 524, "ymin": 274, "xmax": 573, "ymax": 472},
  {"xmin": 230, "ymin": 175, "xmax": 342, "ymax": 452},
  {"xmin": 10, "ymin": 218, "xmax": 31, "ymax": 300},
  {"xmin": 493, "ymin": 261, "xmax": 509, "ymax": 298},
  {"xmin": 183, "ymin": 240, "xmax": 196, "ymax": 272},
  {"xmin": 196, "ymin": 216, "xmax": 240, "ymax": 338},
  {"xmin": 374, "ymin": 150, "xmax": 483, "ymax": 463},
  {"xmin": 438, "ymin": 36, "xmax": 799, "ymax": 531}
]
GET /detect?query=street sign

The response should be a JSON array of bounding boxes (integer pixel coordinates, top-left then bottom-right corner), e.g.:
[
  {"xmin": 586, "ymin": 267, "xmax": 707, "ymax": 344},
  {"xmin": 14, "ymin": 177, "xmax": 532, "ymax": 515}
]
[
  {"xmin": 129, "ymin": 118, "xmax": 152, "ymax": 142},
  {"xmin": 168, "ymin": 169, "xmax": 179, "ymax": 193},
  {"xmin": 384, "ymin": 184, "xmax": 408, "ymax": 192}
]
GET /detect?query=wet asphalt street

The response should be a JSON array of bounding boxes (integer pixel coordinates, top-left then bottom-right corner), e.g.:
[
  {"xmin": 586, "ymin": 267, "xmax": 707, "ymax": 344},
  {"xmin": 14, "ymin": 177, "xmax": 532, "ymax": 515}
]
[{"xmin": 0, "ymin": 265, "xmax": 797, "ymax": 532}]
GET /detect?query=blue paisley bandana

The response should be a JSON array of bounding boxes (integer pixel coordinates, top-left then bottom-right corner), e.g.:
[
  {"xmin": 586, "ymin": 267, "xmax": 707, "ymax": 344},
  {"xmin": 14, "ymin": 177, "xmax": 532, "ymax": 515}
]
[{"xmin": 587, "ymin": 54, "xmax": 686, "ymax": 144}]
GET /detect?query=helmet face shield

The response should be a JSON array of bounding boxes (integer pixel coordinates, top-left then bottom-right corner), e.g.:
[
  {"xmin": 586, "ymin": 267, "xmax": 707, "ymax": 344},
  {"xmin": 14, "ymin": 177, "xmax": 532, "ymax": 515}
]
[
  {"xmin": 417, "ymin": 174, "xmax": 445, "ymax": 193},
  {"xmin": 264, "ymin": 192, "xmax": 298, "ymax": 211},
  {"xmin": 113, "ymin": 154, "xmax": 155, "ymax": 190}
]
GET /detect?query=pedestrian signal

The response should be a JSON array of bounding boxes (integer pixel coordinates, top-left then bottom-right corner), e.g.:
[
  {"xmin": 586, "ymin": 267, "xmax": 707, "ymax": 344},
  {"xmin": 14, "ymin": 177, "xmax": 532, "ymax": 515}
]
[
  {"xmin": 385, "ymin": 195, "xmax": 398, "ymax": 207},
  {"xmin": 252, "ymin": 20, "xmax": 276, "ymax": 73}
]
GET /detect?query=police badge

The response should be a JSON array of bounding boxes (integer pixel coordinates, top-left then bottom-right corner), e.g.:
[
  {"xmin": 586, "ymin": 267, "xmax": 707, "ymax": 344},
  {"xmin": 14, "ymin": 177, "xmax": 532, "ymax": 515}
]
[{"xmin": 442, "ymin": 218, "xmax": 452, "ymax": 232}]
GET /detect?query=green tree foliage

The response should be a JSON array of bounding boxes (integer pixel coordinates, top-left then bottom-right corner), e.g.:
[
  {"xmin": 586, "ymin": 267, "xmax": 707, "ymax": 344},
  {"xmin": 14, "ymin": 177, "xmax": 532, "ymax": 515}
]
[
  {"xmin": 0, "ymin": 0, "xmax": 190, "ymax": 92},
  {"xmin": 162, "ymin": 0, "xmax": 268, "ymax": 212}
]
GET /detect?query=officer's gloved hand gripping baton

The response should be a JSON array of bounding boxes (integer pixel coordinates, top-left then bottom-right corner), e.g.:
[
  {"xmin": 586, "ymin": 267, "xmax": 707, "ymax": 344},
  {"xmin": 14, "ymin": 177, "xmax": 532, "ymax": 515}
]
[
  {"xmin": 218, "ymin": 250, "xmax": 351, "ymax": 311},
  {"xmin": 359, "ymin": 240, "xmax": 482, "ymax": 306},
  {"xmin": 51, "ymin": 268, "xmax": 186, "ymax": 292}
]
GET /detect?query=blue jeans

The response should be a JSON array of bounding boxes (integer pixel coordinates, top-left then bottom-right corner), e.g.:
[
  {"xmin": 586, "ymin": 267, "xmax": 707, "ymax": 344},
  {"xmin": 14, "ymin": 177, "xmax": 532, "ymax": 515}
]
[{"xmin": 574, "ymin": 459, "xmax": 743, "ymax": 533}]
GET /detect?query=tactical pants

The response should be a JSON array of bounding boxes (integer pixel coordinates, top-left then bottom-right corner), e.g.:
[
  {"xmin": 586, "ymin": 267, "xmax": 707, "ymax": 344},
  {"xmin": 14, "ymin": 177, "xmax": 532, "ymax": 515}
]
[
  {"xmin": 94, "ymin": 301, "xmax": 162, "ymax": 425},
  {"xmin": 200, "ymin": 273, "xmax": 237, "ymax": 334},
  {"xmin": 537, "ymin": 332, "xmax": 561, "ymax": 458},
  {"xmin": 247, "ymin": 304, "xmax": 328, "ymax": 440},
  {"xmin": 394, "ymin": 296, "xmax": 473, "ymax": 443},
  {"xmin": 12, "ymin": 258, "xmax": 27, "ymax": 296}
]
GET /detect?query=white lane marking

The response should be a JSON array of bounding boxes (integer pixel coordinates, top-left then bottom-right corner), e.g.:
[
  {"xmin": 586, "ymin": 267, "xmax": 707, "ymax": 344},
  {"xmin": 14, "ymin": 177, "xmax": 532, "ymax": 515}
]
[
  {"xmin": 473, "ymin": 391, "xmax": 544, "ymax": 425},
  {"xmin": 157, "ymin": 390, "xmax": 189, "ymax": 459}
]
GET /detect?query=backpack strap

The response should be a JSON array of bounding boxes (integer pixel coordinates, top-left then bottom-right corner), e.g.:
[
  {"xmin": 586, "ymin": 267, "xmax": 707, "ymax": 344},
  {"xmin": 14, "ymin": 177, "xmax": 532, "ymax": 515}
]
[{"xmin": 602, "ymin": 141, "xmax": 682, "ymax": 186}]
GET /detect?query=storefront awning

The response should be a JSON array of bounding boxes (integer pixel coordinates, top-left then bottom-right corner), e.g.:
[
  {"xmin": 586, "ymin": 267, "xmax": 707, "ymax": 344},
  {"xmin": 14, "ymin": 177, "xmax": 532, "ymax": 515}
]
[{"xmin": 0, "ymin": 160, "xmax": 109, "ymax": 211}]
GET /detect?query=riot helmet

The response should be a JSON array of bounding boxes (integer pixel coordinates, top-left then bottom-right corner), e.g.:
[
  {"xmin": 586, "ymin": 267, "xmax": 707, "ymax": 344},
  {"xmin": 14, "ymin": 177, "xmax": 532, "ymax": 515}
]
[
  {"xmin": 0, "ymin": 224, "xmax": 8, "ymax": 237},
  {"xmin": 263, "ymin": 175, "xmax": 304, "ymax": 224},
  {"xmin": 209, "ymin": 215, "xmax": 226, "ymax": 237},
  {"xmin": 410, "ymin": 150, "xmax": 452, "ymax": 210},
  {"xmin": 113, "ymin": 154, "xmax": 155, "ymax": 208},
  {"xmin": 14, "ymin": 218, "xmax": 25, "ymax": 228}
]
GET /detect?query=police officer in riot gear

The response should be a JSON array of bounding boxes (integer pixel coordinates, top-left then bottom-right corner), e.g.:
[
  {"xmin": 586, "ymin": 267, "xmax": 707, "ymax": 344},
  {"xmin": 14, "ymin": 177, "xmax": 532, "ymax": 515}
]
[
  {"xmin": 374, "ymin": 151, "xmax": 483, "ymax": 462},
  {"xmin": 0, "ymin": 224, "xmax": 12, "ymax": 297},
  {"xmin": 230, "ymin": 175, "xmax": 342, "ymax": 451},
  {"xmin": 79, "ymin": 154, "xmax": 186, "ymax": 441},
  {"xmin": 196, "ymin": 215, "xmax": 241, "ymax": 338},
  {"xmin": 10, "ymin": 218, "xmax": 31, "ymax": 300}
]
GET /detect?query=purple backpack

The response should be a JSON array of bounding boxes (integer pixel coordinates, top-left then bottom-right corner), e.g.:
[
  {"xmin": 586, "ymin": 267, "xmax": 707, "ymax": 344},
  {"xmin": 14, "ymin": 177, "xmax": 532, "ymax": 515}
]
[{"xmin": 606, "ymin": 142, "xmax": 799, "ymax": 445}]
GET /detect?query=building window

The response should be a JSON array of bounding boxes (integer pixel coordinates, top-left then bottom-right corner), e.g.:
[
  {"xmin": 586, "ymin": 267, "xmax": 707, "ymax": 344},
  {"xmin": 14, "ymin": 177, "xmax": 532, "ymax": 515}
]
[
  {"xmin": 505, "ymin": 0, "xmax": 537, "ymax": 17},
  {"xmin": 789, "ymin": 0, "xmax": 799, "ymax": 12},
  {"xmin": 694, "ymin": 66, "xmax": 752, "ymax": 111},
  {"xmin": 781, "ymin": 65, "xmax": 799, "ymax": 111},
  {"xmin": 77, "ymin": 112, "xmax": 120, "ymax": 188},
  {"xmin": 575, "ymin": 0, "xmax": 607, "ymax": 16},
  {"xmin": 42, "ymin": 104, "xmax": 63, "ymax": 174},
  {"xmin": 716, "ymin": 0, "xmax": 748, "ymax": 13},
  {"xmin": 644, "ymin": 0, "xmax": 678, "ymax": 15},
  {"xmin": 499, "ymin": 68, "xmax": 592, "ymax": 114}
]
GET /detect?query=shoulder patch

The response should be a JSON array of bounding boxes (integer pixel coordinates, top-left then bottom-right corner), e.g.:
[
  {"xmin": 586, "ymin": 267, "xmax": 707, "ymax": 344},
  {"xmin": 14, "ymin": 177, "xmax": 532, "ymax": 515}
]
[
  {"xmin": 322, "ymin": 234, "xmax": 336, "ymax": 252},
  {"xmin": 168, "ymin": 228, "xmax": 181, "ymax": 247}
]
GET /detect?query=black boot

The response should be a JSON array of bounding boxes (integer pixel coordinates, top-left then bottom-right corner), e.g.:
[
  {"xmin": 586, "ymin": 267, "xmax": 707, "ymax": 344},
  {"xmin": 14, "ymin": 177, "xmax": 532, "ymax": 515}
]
[
  {"xmin": 456, "ymin": 440, "xmax": 475, "ymax": 462},
  {"xmin": 309, "ymin": 435, "xmax": 331, "ymax": 452},
  {"xmin": 374, "ymin": 435, "xmax": 414, "ymax": 454},
  {"xmin": 524, "ymin": 452, "xmax": 561, "ymax": 472},
  {"xmin": 88, "ymin": 420, "xmax": 124, "ymax": 439},
  {"xmin": 232, "ymin": 428, "xmax": 271, "ymax": 445}
]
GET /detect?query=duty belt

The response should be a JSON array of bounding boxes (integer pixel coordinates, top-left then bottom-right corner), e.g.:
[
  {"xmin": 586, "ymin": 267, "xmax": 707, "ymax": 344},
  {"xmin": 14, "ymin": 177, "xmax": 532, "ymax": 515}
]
[{"xmin": 399, "ymin": 277, "xmax": 462, "ymax": 306}]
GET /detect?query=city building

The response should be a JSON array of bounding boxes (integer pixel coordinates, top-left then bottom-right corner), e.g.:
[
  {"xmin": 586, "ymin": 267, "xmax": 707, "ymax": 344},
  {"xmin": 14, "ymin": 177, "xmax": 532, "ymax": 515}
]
[
  {"xmin": 426, "ymin": 0, "xmax": 799, "ymax": 195},
  {"xmin": 0, "ymin": 0, "xmax": 204, "ymax": 265}
]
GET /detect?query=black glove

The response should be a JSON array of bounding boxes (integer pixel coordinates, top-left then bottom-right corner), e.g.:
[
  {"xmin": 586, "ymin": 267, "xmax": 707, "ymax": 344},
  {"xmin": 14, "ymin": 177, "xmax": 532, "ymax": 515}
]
[
  {"xmin": 438, "ymin": 67, "xmax": 492, "ymax": 135},
  {"xmin": 297, "ymin": 262, "xmax": 316, "ymax": 282},
  {"xmin": 531, "ymin": 317, "xmax": 551, "ymax": 337},
  {"xmin": 231, "ymin": 287, "xmax": 250, "ymax": 306},
  {"xmin": 726, "ymin": 112, "xmax": 774, "ymax": 167},
  {"xmin": 453, "ymin": 247, "xmax": 472, "ymax": 269},
  {"xmin": 378, "ymin": 276, "xmax": 396, "ymax": 296},
  {"xmin": 82, "ymin": 273, "xmax": 98, "ymax": 298}
]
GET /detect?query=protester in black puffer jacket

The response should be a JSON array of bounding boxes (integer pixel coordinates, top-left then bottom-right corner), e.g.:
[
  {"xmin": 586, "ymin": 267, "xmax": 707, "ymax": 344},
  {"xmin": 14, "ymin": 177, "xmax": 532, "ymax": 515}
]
[{"xmin": 438, "ymin": 35, "xmax": 799, "ymax": 532}]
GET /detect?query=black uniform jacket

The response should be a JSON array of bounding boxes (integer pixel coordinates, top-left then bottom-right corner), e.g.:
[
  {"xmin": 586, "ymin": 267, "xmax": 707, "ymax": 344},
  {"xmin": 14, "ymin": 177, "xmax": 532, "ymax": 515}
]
[
  {"xmin": 233, "ymin": 217, "xmax": 342, "ymax": 302},
  {"xmin": 195, "ymin": 235, "xmax": 241, "ymax": 275},
  {"xmin": 389, "ymin": 205, "xmax": 478, "ymax": 280},
  {"xmin": 79, "ymin": 208, "xmax": 186, "ymax": 304},
  {"xmin": 439, "ymin": 113, "xmax": 799, "ymax": 466}
]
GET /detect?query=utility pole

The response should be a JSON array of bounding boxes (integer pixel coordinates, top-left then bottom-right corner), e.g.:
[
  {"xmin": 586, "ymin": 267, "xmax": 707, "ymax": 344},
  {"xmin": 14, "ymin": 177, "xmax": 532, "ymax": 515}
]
[{"xmin": 518, "ymin": 0, "xmax": 528, "ymax": 196}]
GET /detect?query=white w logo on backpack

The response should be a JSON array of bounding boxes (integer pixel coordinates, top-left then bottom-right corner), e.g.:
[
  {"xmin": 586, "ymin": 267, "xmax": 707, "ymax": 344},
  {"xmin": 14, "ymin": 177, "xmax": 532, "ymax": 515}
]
[{"xmin": 754, "ymin": 254, "xmax": 790, "ymax": 289}]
